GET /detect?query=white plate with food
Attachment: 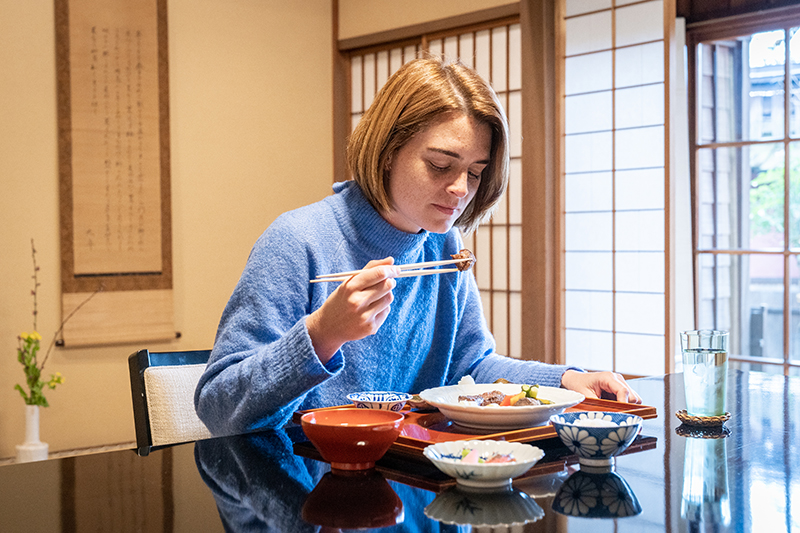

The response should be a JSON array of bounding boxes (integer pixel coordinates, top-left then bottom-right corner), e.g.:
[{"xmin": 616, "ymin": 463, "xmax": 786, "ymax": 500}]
[{"xmin": 418, "ymin": 381, "xmax": 584, "ymax": 430}]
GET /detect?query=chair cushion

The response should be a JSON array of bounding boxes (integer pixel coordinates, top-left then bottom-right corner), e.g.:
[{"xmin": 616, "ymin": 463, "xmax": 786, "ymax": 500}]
[{"xmin": 144, "ymin": 364, "xmax": 213, "ymax": 446}]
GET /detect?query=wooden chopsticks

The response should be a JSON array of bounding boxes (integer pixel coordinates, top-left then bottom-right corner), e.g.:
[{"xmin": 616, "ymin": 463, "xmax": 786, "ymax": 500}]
[{"xmin": 310, "ymin": 257, "xmax": 469, "ymax": 283}]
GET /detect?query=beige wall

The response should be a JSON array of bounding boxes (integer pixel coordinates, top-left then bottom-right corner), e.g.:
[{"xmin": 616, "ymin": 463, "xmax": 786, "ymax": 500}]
[
  {"xmin": 0, "ymin": 0, "xmax": 333, "ymax": 459},
  {"xmin": 339, "ymin": 0, "xmax": 514, "ymax": 40}
]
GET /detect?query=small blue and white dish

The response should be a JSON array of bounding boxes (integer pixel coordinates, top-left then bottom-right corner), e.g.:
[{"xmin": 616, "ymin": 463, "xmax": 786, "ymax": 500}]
[
  {"xmin": 549, "ymin": 411, "xmax": 643, "ymax": 466},
  {"xmin": 347, "ymin": 391, "xmax": 413, "ymax": 411}
]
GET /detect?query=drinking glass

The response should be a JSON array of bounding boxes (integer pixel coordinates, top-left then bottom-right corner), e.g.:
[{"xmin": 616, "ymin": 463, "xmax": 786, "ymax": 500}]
[{"xmin": 680, "ymin": 330, "xmax": 728, "ymax": 417}]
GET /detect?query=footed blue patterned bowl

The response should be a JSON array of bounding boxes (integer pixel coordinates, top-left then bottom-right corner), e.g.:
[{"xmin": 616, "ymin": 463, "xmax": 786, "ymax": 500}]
[
  {"xmin": 347, "ymin": 391, "xmax": 412, "ymax": 411},
  {"xmin": 549, "ymin": 411, "xmax": 643, "ymax": 466}
]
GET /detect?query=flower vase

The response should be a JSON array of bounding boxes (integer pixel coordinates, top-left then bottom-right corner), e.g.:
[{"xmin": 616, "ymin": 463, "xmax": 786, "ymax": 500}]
[{"xmin": 16, "ymin": 405, "xmax": 49, "ymax": 462}]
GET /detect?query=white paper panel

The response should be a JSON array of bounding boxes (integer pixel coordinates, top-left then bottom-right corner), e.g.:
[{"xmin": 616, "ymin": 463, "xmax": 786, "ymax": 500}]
[
  {"xmin": 461, "ymin": 230, "xmax": 475, "ymax": 254},
  {"xmin": 565, "ymin": 91, "xmax": 612, "ymax": 134},
  {"xmin": 615, "ymin": 332, "xmax": 664, "ymax": 376},
  {"xmin": 616, "ymin": 42, "xmax": 664, "ymax": 87},
  {"xmin": 509, "ymin": 225, "xmax": 522, "ymax": 292},
  {"xmin": 476, "ymin": 225, "xmax": 491, "ymax": 289},
  {"xmin": 492, "ymin": 225, "xmax": 508, "ymax": 291},
  {"xmin": 565, "ymin": 290, "xmax": 613, "ymax": 330},
  {"xmin": 565, "ymin": 52, "xmax": 612, "ymax": 95},
  {"xmin": 509, "ymin": 292, "xmax": 521, "ymax": 358},
  {"xmin": 363, "ymin": 53, "xmax": 376, "ymax": 109},
  {"xmin": 475, "ymin": 30, "xmax": 491, "ymax": 81},
  {"xmin": 616, "ymin": 292, "xmax": 664, "ymax": 334},
  {"xmin": 615, "ymin": 125, "xmax": 665, "ymax": 169},
  {"xmin": 565, "ymin": 171, "xmax": 612, "ymax": 212},
  {"xmin": 351, "ymin": 55, "xmax": 363, "ymax": 113},
  {"xmin": 459, "ymin": 33, "xmax": 474, "ymax": 68},
  {"xmin": 615, "ymin": 210, "xmax": 665, "ymax": 251},
  {"xmin": 376, "ymin": 50, "xmax": 389, "ymax": 91},
  {"xmin": 566, "ymin": 0, "xmax": 612, "ymax": 17},
  {"xmin": 508, "ymin": 159, "xmax": 522, "ymax": 224},
  {"xmin": 443, "ymin": 35, "xmax": 457, "ymax": 62},
  {"xmin": 493, "ymin": 291, "xmax": 508, "ymax": 355},
  {"xmin": 480, "ymin": 291, "xmax": 491, "ymax": 322},
  {"xmin": 565, "ymin": 132, "xmax": 613, "ymax": 173},
  {"xmin": 404, "ymin": 45, "xmax": 417, "ymax": 63},
  {"xmin": 615, "ymin": 251, "xmax": 665, "ymax": 293},
  {"xmin": 494, "ymin": 181, "xmax": 508, "ymax": 222},
  {"xmin": 508, "ymin": 90, "xmax": 522, "ymax": 158},
  {"xmin": 565, "ymin": 329, "xmax": 613, "ymax": 370},
  {"xmin": 566, "ymin": 212, "xmax": 613, "ymax": 251},
  {"xmin": 351, "ymin": 113, "xmax": 361, "ymax": 132},
  {"xmin": 566, "ymin": 11, "xmax": 612, "ymax": 56},
  {"xmin": 429, "ymin": 39, "xmax": 443, "ymax": 57},
  {"xmin": 616, "ymin": 1, "xmax": 663, "ymax": 47},
  {"xmin": 492, "ymin": 26, "xmax": 507, "ymax": 91},
  {"xmin": 509, "ymin": 24, "xmax": 521, "ymax": 91},
  {"xmin": 565, "ymin": 251, "xmax": 612, "ymax": 291},
  {"xmin": 390, "ymin": 47, "xmax": 403, "ymax": 75},
  {"xmin": 615, "ymin": 84, "xmax": 665, "ymax": 129},
  {"xmin": 616, "ymin": 168, "xmax": 664, "ymax": 210}
]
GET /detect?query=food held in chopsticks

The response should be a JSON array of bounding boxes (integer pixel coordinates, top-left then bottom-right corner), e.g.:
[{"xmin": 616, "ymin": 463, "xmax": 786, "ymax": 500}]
[
  {"xmin": 451, "ymin": 248, "xmax": 476, "ymax": 271},
  {"xmin": 311, "ymin": 249, "xmax": 476, "ymax": 283}
]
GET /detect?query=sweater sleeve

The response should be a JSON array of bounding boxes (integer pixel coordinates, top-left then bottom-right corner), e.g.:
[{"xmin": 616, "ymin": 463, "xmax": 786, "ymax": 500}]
[{"xmin": 195, "ymin": 219, "xmax": 343, "ymax": 436}]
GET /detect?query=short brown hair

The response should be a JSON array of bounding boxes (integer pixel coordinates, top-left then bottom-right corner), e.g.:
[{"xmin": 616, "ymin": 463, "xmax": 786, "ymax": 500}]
[{"xmin": 346, "ymin": 56, "xmax": 509, "ymax": 234}]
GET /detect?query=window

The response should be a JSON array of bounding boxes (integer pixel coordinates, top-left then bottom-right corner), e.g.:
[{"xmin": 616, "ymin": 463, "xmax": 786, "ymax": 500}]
[{"xmin": 688, "ymin": 14, "xmax": 800, "ymax": 376}]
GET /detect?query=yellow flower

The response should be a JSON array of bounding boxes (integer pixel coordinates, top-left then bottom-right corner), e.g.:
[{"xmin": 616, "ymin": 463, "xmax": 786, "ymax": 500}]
[
  {"xmin": 29, "ymin": 331, "xmax": 42, "ymax": 341},
  {"xmin": 19, "ymin": 331, "xmax": 29, "ymax": 340}
]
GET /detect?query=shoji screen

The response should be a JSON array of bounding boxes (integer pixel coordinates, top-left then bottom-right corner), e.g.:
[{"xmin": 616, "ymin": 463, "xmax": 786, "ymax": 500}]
[
  {"xmin": 348, "ymin": 20, "xmax": 524, "ymax": 358},
  {"xmin": 561, "ymin": 0, "xmax": 669, "ymax": 375}
]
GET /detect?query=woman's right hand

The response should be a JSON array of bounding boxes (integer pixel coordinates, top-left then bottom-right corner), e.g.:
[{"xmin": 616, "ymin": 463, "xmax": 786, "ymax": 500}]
[{"xmin": 306, "ymin": 257, "xmax": 400, "ymax": 363}]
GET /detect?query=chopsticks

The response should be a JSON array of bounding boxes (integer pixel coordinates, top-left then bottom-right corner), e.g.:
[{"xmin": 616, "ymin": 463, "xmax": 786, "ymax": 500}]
[{"xmin": 310, "ymin": 257, "xmax": 469, "ymax": 283}]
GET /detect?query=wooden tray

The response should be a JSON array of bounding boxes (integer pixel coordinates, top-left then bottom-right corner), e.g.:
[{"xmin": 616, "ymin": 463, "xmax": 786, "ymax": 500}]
[{"xmin": 293, "ymin": 398, "xmax": 657, "ymax": 456}]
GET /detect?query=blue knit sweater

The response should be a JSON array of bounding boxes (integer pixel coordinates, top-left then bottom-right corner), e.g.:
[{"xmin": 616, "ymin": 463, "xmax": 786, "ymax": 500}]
[{"xmin": 195, "ymin": 181, "xmax": 574, "ymax": 435}]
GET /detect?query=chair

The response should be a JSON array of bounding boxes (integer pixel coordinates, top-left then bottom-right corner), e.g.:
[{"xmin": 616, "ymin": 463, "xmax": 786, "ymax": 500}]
[{"xmin": 128, "ymin": 348, "xmax": 214, "ymax": 456}]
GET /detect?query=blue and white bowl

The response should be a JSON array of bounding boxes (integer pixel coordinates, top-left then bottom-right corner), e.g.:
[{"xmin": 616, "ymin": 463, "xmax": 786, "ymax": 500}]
[
  {"xmin": 549, "ymin": 411, "xmax": 643, "ymax": 466},
  {"xmin": 423, "ymin": 440, "xmax": 545, "ymax": 488},
  {"xmin": 347, "ymin": 391, "xmax": 412, "ymax": 411}
]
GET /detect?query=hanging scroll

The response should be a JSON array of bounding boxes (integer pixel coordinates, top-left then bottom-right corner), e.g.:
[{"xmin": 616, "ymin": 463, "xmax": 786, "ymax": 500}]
[{"xmin": 56, "ymin": 0, "xmax": 174, "ymax": 346}]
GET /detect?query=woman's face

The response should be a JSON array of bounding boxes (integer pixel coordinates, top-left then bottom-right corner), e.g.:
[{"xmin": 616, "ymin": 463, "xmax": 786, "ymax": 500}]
[{"xmin": 382, "ymin": 112, "xmax": 492, "ymax": 234}]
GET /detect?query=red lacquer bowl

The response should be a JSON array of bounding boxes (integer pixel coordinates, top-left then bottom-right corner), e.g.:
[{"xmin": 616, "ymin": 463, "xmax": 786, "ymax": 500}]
[{"xmin": 300, "ymin": 408, "xmax": 405, "ymax": 471}]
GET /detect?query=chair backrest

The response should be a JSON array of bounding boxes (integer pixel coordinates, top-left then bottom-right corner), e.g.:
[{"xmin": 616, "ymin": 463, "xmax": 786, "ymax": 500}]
[{"xmin": 128, "ymin": 348, "xmax": 214, "ymax": 456}]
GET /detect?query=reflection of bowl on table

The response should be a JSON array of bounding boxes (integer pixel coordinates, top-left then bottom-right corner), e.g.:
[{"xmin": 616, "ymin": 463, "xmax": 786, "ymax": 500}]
[
  {"xmin": 424, "ymin": 485, "xmax": 544, "ymax": 527},
  {"xmin": 552, "ymin": 468, "xmax": 642, "ymax": 518},
  {"xmin": 418, "ymin": 383, "xmax": 584, "ymax": 430},
  {"xmin": 302, "ymin": 470, "xmax": 404, "ymax": 529},
  {"xmin": 549, "ymin": 411, "xmax": 643, "ymax": 467},
  {"xmin": 300, "ymin": 408, "xmax": 404, "ymax": 471},
  {"xmin": 423, "ymin": 439, "xmax": 545, "ymax": 488},
  {"xmin": 347, "ymin": 391, "xmax": 412, "ymax": 411}
]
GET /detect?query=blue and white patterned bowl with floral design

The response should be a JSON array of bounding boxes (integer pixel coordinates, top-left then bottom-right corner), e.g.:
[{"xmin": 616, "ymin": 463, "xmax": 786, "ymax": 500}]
[
  {"xmin": 347, "ymin": 391, "xmax": 413, "ymax": 411},
  {"xmin": 549, "ymin": 411, "xmax": 643, "ymax": 466}
]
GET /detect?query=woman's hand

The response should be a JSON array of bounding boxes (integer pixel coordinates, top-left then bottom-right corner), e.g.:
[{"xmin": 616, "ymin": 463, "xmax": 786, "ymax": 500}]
[
  {"xmin": 306, "ymin": 257, "xmax": 400, "ymax": 363},
  {"xmin": 560, "ymin": 369, "xmax": 642, "ymax": 404}
]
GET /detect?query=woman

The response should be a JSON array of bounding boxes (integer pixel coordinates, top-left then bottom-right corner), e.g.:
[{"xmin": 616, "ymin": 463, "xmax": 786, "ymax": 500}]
[{"xmin": 195, "ymin": 57, "xmax": 640, "ymax": 436}]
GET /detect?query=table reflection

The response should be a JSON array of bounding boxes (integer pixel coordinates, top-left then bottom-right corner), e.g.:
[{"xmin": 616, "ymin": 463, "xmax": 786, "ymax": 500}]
[
  {"xmin": 552, "ymin": 466, "xmax": 641, "ymax": 519},
  {"xmin": 194, "ymin": 428, "xmax": 449, "ymax": 532},
  {"xmin": 679, "ymin": 425, "xmax": 731, "ymax": 529}
]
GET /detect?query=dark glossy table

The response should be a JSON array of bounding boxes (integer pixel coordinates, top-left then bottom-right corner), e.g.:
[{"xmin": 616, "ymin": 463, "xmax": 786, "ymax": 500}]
[{"xmin": 1, "ymin": 370, "xmax": 797, "ymax": 532}]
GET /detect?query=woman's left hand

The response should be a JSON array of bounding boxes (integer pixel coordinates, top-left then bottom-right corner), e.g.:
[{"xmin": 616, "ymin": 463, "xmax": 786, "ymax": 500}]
[{"xmin": 560, "ymin": 370, "xmax": 642, "ymax": 404}]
